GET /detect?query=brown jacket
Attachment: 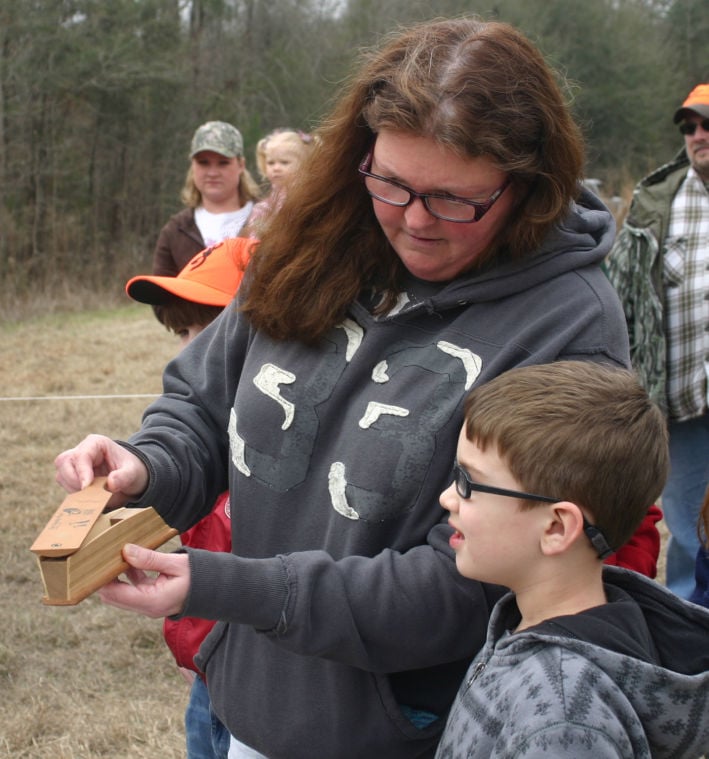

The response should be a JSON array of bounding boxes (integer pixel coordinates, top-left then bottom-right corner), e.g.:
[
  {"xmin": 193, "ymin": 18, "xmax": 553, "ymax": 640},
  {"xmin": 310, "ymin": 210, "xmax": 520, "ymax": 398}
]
[{"xmin": 152, "ymin": 208, "xmax": 205, "ymax": 277}]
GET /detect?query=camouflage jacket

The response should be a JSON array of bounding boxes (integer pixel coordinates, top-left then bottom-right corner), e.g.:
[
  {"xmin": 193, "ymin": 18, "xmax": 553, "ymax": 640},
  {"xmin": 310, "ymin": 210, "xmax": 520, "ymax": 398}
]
[{"xmin": 606, "ymin": 149, "xmax": 690, "ymax": 413}]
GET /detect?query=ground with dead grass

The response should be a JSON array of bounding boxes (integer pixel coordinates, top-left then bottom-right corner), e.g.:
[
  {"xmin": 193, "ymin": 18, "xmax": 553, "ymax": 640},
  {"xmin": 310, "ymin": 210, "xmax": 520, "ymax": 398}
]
[
  {"xmin": 0, "ymin": 302, "xmax": 669, "ymax": 758},
  {"xmin": 0, "ymin": 305, "xmax": 186, "ymax": 758}
]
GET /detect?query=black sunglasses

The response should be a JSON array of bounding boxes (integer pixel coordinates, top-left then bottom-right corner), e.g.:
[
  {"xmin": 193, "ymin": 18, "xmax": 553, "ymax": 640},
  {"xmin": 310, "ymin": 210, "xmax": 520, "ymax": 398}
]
[
  {"xmin": 452, "ymin": 462, "xmax": 613, "ymax": 559},
  {"xmin": 679, "ymin": 119, "xmax": 709, "ymax": 136}
]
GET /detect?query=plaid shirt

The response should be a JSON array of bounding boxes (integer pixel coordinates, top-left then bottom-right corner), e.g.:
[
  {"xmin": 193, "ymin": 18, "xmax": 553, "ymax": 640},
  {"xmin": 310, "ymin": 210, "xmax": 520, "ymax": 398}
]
[{"xmin": 664, "ymin": 168, "xmax": 709, "ymax": 420}]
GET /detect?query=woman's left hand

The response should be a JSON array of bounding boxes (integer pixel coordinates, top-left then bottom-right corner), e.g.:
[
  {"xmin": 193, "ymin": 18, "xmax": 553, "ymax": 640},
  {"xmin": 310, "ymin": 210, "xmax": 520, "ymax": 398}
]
[{"xmin": 98, "ymin": 544, "xmax": 190, "ymax": 618}]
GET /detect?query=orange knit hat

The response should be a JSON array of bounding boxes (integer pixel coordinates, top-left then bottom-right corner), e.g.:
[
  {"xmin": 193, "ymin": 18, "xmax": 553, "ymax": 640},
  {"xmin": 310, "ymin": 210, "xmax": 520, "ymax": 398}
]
[
  {"xmin": 673, "ymin": 83, "xmax": 709, "ymax": 123},
  {"xmin": 126, "ymin": 238, "xmax": 253, "ymax": 307}
]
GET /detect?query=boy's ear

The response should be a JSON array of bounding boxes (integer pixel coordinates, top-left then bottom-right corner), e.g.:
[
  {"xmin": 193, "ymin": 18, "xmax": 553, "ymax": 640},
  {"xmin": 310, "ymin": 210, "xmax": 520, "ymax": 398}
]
[{"xmin": 540, "ymin": 502, "xmax": 585, "ymax": 557}]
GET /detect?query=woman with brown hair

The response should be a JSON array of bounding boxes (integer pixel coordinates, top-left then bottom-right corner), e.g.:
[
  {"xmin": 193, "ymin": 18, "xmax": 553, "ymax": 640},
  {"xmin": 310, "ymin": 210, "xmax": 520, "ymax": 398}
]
[{"xmin": 56, "ymin": 17, "xmax": 651, "ymax": 759}]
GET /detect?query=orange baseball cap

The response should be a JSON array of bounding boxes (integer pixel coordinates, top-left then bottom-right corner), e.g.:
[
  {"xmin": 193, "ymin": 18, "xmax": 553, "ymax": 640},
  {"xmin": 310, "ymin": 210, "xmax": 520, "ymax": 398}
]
[
  {"xmin": 126, "ymin": 238, "xmax": 253, "ymax": 307},
  {"xmin": 673, "ymin": 83, "xmax": 709, "ymax": 123}
]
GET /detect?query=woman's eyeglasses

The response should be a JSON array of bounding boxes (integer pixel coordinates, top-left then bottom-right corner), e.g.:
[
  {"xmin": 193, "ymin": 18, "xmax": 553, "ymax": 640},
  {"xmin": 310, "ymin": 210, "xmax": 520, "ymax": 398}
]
[
  {"xmin": 679, "ymin": 118, "xmax": 709, "ymax": 136},
  {"xmin": 452, "ymin": 462, "xmax": 613, "ymax": 559},
  {"xmin": 358, "ymin": 150, "xmax": 509, "ymax": 223}
]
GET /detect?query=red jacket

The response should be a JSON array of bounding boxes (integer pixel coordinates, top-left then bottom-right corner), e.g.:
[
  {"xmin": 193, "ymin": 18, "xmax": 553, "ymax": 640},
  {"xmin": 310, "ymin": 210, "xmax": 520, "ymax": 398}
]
[
  {"xmin": 163, "ymin": 491, "xmax": 231, "ymax": 673},
  {"xmin": 603, "ymin": 504, "xmax": 663, "ymax": 578}
]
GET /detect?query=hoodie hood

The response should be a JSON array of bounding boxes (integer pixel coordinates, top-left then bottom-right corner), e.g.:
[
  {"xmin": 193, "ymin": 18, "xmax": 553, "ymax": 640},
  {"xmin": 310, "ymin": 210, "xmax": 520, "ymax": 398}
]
[{"xmin": 531, "ymin": 567, "xmax": 709, "ymax": 674}]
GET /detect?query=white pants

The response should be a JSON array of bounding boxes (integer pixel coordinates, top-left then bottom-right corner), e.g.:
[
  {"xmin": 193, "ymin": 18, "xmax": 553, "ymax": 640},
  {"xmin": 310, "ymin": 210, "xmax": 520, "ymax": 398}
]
[{"xmin": 228, "ymin": 735, "xmax": 269, "ymax": 759}]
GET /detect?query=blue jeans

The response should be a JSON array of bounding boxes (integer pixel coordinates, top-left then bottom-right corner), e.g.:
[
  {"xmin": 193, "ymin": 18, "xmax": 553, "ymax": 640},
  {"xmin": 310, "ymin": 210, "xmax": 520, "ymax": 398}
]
[
  {"xmin": 664, "ymin": 413, "xmax": 709, "ymax": 599},
  {"xmin": 185, "ymin": 674, "xmax": 230, "ymax": 759}
]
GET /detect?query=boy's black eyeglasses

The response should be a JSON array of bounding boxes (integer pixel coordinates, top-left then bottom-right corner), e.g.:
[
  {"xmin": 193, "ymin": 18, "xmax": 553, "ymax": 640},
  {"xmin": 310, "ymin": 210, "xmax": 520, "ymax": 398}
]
[
  {"xmin": 358, "ymin": 150, "xmax": 510, "ymax": 223},
  {"xmin": 679, "ymin": 119, "xmax": 709, "ymax": 136},
  {"xmin": 452, "ymin": 462, "xmax": 613, "ymax": 559}
]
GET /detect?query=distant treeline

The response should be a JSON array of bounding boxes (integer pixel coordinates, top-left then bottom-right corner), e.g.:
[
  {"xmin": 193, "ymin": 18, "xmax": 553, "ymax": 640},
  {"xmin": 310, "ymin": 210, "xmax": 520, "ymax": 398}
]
[{"xmin": 0, "ymin": 0, "xmax": 706, "ymax": 295}]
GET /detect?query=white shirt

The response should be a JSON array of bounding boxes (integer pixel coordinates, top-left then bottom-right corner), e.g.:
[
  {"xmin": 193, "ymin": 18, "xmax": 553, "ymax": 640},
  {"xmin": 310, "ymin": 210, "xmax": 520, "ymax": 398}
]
[{"xmin": 194, "ymin": 202, "xmax": 254, "ymax": 247}]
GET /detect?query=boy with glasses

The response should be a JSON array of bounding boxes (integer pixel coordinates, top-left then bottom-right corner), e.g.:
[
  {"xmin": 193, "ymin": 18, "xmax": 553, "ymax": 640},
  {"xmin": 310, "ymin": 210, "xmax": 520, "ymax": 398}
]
[
  {"xmin": 607, "ymin": 83, "xmax": 709, "ymax": 600},
  {"xmin": 436, "ymin": 361, "xmax": 709, "ymax": 759}
]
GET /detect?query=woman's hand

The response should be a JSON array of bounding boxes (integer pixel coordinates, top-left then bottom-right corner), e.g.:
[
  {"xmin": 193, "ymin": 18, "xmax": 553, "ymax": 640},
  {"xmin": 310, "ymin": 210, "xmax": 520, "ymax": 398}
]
[
  {"xmin": 98, "ymin": 544, "xmax": 191, "ymax": 618},
  {"xmin": 54, "ymin": 434, "xmax": 149, "ymax": 504}
]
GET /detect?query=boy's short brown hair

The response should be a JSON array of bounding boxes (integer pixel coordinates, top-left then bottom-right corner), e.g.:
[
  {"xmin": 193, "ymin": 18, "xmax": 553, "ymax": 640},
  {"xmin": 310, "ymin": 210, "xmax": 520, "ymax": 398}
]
[
  {"xmin": 463, "ymin": 361, "xmax": 669, "ymax": 553},
  {"xmin": 159, "ymin": 298, "xmax": 225, "ymax": 335}
]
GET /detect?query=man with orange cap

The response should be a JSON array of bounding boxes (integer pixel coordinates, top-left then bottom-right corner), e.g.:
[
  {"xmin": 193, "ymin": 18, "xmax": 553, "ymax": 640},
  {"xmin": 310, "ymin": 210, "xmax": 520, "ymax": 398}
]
[{"xmin": 607, "ymin": 84, "xmax": 709, "ymax": 601}]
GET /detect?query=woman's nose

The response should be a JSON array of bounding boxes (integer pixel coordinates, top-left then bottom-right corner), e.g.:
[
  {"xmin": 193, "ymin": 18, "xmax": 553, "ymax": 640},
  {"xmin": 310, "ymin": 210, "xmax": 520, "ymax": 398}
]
[{"xmin": 404, "ymin": 196, "xmax": 437, "ymax": 228}]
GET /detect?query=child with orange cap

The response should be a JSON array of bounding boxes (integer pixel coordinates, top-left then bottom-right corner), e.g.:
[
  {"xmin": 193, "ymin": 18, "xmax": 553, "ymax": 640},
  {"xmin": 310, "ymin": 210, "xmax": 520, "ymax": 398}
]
[{"xmin": 125, "ymin": 237, "xmax": 252, "ymax": 759}]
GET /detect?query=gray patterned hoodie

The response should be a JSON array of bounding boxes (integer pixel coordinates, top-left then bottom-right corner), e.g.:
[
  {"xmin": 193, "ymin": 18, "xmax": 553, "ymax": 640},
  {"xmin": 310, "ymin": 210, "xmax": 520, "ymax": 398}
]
[{"xmin": 436, "ymin": 566, "xmax": 709, "ymax": 759}]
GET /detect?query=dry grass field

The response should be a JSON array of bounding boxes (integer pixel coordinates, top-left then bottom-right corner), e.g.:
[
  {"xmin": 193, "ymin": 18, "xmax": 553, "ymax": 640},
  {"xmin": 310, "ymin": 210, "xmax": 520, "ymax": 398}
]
[
  {"xmin": 0, "ymin": 301, "xmax": 670, "ymax": 758},
  {"xmin": 0, "ymin": 304, "xmax": 187, "ymax": 758}
]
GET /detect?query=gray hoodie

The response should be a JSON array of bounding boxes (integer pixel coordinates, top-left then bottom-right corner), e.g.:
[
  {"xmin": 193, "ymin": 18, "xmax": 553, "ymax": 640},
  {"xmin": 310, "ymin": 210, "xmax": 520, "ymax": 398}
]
[
  {"xmin": 436, "ymin": 567, "xmax": 709, "ymax": 759},
  {"xmin": 125, "ymin": 188, "xmax": 630, "ymax": 758}
]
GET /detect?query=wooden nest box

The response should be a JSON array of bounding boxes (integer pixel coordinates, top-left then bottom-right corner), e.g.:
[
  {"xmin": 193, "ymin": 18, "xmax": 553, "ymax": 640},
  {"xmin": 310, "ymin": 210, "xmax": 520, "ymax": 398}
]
[{"xmin": 30, "ymin": 477, "xmax": 178, "ymax": 605}]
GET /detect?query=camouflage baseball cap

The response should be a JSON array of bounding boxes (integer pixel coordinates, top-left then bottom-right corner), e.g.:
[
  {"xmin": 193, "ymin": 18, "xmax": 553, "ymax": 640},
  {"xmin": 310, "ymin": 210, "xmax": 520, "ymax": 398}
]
[{"xmin": 190, "ymin": 121, "xmax": 244, "ymax": 158}]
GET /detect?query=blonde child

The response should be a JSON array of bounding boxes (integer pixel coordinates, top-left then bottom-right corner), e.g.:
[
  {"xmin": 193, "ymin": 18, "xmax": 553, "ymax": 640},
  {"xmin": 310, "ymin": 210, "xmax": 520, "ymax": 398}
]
[{"xmin": 246, "ymin": 128, "xmax": 316, "ymax": 236}]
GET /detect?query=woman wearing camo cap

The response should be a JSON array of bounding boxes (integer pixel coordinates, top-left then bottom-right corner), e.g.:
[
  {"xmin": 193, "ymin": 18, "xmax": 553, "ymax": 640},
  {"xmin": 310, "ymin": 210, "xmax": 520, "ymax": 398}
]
[{"xmin": 151, "ymin": 121, "xmax": 261, "ymax": 286}]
